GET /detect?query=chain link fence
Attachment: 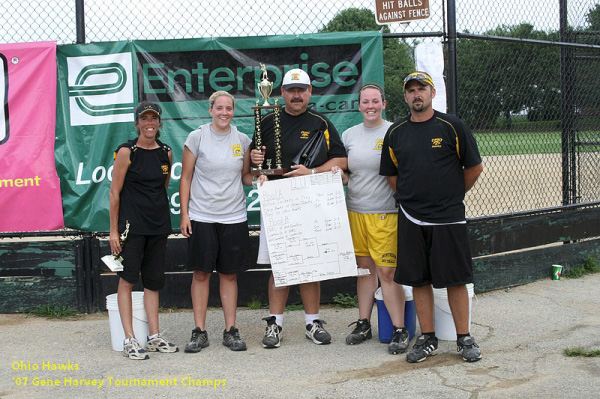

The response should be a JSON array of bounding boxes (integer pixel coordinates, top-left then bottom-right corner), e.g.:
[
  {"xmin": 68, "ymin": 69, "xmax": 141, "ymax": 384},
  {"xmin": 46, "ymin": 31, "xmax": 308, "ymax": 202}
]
[{"xmin": 2, "ymin": 0, "xmax": 599, "ymax": 218}]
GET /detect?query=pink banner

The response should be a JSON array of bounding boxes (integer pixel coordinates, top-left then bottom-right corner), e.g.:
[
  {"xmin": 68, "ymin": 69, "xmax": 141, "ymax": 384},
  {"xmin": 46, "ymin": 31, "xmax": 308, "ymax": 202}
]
[{"xmin": 0, "ymin": 42, "xmax": 64, "ymax": 232}]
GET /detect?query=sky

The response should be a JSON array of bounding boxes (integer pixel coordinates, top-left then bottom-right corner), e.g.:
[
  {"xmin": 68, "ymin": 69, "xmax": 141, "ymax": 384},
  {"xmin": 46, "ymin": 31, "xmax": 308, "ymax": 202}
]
[{"xmin": 1, "ymin": 0, "xmax": 596, "ymax": 45}]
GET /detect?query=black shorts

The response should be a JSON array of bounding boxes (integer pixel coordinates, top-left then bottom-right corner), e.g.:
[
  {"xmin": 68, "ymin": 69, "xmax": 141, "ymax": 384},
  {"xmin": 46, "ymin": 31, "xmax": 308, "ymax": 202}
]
[
  {"xmin": 394, "ymin": 210, "xmax": 473, "ymax": 289},
  {"xmin": 186, "ymin": 220, "xmax": 250, "ymax": 274},
  {"xmin": 118, "ymin": 233, "xmax": 168, "ymax": 291}
]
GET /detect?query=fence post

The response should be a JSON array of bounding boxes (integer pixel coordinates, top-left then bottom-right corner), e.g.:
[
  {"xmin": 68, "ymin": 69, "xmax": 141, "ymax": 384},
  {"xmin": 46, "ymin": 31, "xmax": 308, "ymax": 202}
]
[
  {"xmin": 445, "ymin": 0, "xmax": 458, "ymax": 115},
  {"xmin": 82, "ymin": 233, "xmax": 94, "ymax": 313},
  {"xmin": 75, "ymin": 239, "xmax": 87, "ymax": 313},
  {"xmin": 75, "ymin": 0, "xmax": 86, "ymax": 44},
  {"xmin": 559, "ymin": 0, "xmax": 576, "ymax": 205}
]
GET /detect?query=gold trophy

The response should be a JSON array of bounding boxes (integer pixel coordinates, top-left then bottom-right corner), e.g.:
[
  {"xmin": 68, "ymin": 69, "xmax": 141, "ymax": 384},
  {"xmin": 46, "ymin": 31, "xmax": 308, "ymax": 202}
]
[
  {"xmin": 101, "ymin": 220, "xmax": 129, "ymax": 272},
  {"xmin": 251, "ymin": 63, "xmax": 286, "ymax": 176},
  {"xmin": 113, "ymin": 220, "xmax": 130, "ymax": 264}
]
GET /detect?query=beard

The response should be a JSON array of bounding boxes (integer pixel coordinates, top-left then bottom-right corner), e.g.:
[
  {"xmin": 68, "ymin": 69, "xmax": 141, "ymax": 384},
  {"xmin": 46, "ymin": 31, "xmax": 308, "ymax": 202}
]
[{"xmin": 411, "ymin": 102, "xmax": 425, "ymax": 112}]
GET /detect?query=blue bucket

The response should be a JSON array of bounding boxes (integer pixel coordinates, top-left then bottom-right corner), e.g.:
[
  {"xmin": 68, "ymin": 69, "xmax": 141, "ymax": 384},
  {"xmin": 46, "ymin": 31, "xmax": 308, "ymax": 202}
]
[{"xmin": 375, "ymin": 286, "xmax": 416, "ymax": 343}]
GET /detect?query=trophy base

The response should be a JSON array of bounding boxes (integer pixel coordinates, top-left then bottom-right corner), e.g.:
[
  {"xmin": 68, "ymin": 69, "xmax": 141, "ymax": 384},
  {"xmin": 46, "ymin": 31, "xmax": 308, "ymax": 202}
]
[{"xmin": 251, "ymin": 167, "xmax": 288, "ymax": 176}]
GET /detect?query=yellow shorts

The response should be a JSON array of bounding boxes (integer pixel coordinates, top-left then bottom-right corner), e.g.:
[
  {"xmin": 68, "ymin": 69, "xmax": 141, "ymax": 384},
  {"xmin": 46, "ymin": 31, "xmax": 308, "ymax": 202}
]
[{"xmin": 348, "ymin": 211, "xmax": 397, "ymax": 268}]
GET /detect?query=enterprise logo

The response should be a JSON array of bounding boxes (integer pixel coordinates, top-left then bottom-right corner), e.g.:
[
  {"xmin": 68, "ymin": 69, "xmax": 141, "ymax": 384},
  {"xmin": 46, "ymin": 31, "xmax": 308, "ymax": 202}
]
[{"xmin": 67, "ymin": 53, "xmax": 135, "ymax": 126}]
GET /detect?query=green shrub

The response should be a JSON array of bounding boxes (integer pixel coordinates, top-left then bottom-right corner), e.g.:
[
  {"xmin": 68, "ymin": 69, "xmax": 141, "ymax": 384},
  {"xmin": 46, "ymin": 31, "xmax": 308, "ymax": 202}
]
[
  {"xmin": 30, "ymin": 305, "xmax": 79, "ymax": 319},
  {"xmin": 285, "ymin": 303, "xmax": 304, "ymax": 311},
  {"xmin": 564, "ymin": 347, "xmax": 600, "ymax": 357},
  {"xmin": 333, "ymin": 293, "xmax": 359, "ymax": 308},
  {"xmin": 563, "ymin": 257, "xmax": 600, "ymax": 278},
  {"xmin": 247, "ymin": 297, "xmax": 264, "ymax": 310}
]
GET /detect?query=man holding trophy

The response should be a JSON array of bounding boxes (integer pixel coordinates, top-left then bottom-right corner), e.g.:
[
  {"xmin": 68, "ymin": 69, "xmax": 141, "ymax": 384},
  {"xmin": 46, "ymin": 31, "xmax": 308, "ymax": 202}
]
[{"xmin": 250, "ymin": 67, "xmax": 347, "ymax": 348}]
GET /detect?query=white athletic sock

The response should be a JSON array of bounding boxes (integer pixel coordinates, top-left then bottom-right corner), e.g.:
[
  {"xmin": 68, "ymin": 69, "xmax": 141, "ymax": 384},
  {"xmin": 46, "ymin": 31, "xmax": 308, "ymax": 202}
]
[
  {"xmin": 271, "ymin": 314, "xmax": 284, "ymax": 327},
  {"xmin": 305, "ymin": 313, "xmax": 319, "ymax": 325}
]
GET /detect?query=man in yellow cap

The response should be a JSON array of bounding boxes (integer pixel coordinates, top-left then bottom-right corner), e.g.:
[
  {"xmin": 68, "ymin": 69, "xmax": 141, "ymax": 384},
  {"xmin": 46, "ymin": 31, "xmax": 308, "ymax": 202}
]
[{"xmin": 380, "ymin": 71, "xmax": 484, "ymax": 363}]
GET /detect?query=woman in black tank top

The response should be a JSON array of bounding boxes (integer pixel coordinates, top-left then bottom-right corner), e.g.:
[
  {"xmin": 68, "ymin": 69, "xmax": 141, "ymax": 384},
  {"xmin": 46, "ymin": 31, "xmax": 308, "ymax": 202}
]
[{"xmin": 109, "ymin": 101, "xmax": 178, "ymax": 360}]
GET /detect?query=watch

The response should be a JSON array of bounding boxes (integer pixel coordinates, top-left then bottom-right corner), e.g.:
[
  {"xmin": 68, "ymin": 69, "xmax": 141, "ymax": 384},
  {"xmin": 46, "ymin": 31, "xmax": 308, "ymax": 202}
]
[{"xmin": 311, "ymin": 168, "xmax": 317, "ymax": 174}]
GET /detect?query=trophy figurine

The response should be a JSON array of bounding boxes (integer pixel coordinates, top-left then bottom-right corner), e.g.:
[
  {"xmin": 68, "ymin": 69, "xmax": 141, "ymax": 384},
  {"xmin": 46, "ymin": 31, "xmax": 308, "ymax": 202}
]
[
  {"xmin": 114, "ymin": 220, "xmax": 130, "ymax": 264},
  {"xmin": 101, "ymin": 220, "xmax": 129, "ymax": 272},
  {"xmin": 251, "ymin": 63, "xmax": 286, "ymax": 176},
  {"xmin": 258, "ymin": 66, "xmax": 273, "ymax": 106}
]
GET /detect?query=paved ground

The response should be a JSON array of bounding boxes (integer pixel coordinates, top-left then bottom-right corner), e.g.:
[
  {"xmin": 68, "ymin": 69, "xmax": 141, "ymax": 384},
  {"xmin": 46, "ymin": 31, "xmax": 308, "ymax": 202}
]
[{"xmin": 1, "ymin": 273, "xmax": 599, "ymax": 398}]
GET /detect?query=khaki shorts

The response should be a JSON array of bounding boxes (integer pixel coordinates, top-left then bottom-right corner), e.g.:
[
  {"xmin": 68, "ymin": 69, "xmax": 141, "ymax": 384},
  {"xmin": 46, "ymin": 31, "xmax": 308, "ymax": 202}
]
[{"xmin": 348, "ymin": 211, "xmax": 397, "ymax": 268}]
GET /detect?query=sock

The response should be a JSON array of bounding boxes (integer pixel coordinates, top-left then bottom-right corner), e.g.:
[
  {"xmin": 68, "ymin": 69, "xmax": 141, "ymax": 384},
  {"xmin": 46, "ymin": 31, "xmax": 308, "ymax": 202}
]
[
  {"xmin": 271, "ymin": 314, "xmax": 284, "ymax": 327},
  {"xmin": 457, "ymin": 333, "xmax": 470, "ymax": 340},
  {"xmin": 305, "ymin": 313, "xmax": 319, "ymax": 325},
  {"xmin": 422, "ymin": 331, "xmax": 436, "ymax": 339}
]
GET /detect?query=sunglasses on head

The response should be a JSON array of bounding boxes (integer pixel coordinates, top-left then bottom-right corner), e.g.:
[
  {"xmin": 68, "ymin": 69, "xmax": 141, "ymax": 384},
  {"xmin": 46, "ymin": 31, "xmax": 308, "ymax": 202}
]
[
  {"xmin": 403, "ymin": 72, "xmax": 434, "ymax": 90},
  {"xmin": 404, "ymin": 72, "xmax": 432, "ymax": 81}
]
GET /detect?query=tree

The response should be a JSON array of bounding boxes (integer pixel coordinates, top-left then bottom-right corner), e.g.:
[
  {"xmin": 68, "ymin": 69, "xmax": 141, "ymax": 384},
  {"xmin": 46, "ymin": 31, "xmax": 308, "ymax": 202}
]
[
  {"xmin": 586, "ymin": 3, "xmax": 600, "ymax": 30},
  {"xmin": 457, "ymin": 24, "xmax": 561, "ymax": 128},
  {"xmin": 320, "ymin": 8, "xmax": 414, "ymax": 121},
  {"xmin": 577, "ymin": 4, "xmax": 600, "ymax": 116}
]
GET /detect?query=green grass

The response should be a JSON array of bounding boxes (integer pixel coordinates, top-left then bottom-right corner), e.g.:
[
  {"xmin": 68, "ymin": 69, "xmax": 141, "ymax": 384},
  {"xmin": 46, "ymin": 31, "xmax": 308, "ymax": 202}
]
[
  {"xmin": 562, "ymin": 257, "xmax": 600, "ymax": 279},
  {"xmin": 30, "ymin": 305, "xmax": 79, "ymax": 319},
  {"xmin": 285, "ymin": 303, "xmax": 304, "ymax": 311},
  {"xmin": 564, "ymin": 347, "xmax": 600, "ymax": 357},
  {"xmin": 474, "ymin": 131, "xmax": 561, "ymax": 156},
  {"xmin": 474, "ymin": 130, "xmax": 600, "ymax": 156},
  {"xmin": 333, "ymin": 293, "xmax": 359, "ymax": 308},
  {"xmin": 247, "ymin": 297, "xmax": 265, "ymax": 310}
]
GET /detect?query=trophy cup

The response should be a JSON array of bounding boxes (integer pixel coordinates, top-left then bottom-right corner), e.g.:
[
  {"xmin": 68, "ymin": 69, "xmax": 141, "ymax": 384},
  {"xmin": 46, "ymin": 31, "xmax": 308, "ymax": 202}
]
[
  {"xmin": 251, "ymin": 64, "xmax": 286, "ymax": 176},
  {"xmin": 101, "ymin": 220, "xmax": 129, "ymax": 272}
]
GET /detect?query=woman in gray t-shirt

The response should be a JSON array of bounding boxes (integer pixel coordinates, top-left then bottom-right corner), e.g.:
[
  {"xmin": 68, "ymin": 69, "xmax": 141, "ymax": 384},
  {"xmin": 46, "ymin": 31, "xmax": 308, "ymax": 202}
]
[
  {"xmin": 339, "ymin": 84, "xmax": 408, "ymax": 355},
  {"xmin": 179, "ymin": 91, "xmax": 253, "ymax": 352}
]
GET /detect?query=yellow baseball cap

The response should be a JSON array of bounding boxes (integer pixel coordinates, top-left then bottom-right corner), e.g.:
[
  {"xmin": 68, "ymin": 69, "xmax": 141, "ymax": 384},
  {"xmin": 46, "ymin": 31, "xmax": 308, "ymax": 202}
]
[{"xmin": 403, "ymin": 71, "xmax": 435, "ymax": 91}]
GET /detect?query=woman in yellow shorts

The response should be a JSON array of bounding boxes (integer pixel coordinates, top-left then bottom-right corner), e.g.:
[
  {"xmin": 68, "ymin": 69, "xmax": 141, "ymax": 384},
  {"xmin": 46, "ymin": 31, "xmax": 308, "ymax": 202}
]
[{"xmin": 335, "ymin": 83, "xmax": 408, "ymax": 355}]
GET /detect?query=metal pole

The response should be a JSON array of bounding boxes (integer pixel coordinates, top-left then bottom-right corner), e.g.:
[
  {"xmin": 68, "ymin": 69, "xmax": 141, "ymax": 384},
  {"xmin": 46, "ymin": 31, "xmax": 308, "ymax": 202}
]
[
  {"xmin": 75, "ymin": 0, "xmax": 85, "ymax": 44},
  {"xmin": 446, "ymin": 0, "xmax": 457, "ymax": 115},
  {"xmin": 559, "ymin": 0, "xmax": 574, "ymax": 205}
]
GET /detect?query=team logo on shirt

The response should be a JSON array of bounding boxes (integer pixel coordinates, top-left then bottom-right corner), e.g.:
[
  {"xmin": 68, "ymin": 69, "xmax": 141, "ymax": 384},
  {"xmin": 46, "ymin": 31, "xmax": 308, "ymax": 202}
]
[
  {"xmin": 431, "ymin": 138, "xmax": 443, "ymax": 148},
  {"xmin": 231, "ymin": 143, "xmax": 243, "ymax": 157},
  {"xmin": 300, "ymin": 131, "xmax": 310, "ymax": 139},
  {"xmin": 374, "ymin": 139, "xmax": 383, "ymax": 151},
  {"xmin": 161, "ymin": 164, "xmax": 169, "ymax": 174}
]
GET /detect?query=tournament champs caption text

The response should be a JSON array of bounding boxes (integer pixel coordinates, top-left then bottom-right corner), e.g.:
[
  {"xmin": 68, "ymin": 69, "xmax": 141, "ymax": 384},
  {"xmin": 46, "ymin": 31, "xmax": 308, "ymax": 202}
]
[{"xmin": 11, "ymin": 361, "xmax": 225, "ymax": 389}]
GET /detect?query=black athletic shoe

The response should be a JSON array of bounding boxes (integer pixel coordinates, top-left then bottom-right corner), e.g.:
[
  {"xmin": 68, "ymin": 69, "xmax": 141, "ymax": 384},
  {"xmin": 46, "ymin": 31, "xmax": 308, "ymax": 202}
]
[
  {"xmin": 345, "ymin": 318, "xmax": 372, "ymax": 345},
  {"xmin": 388, "ymin": 326, "xmax": 409, "ymax": 355},
  {"xmin": 305, "ymin": 319, "xmax": 331, "ymax": 345},
  {"xmin": 262, "ymin": 316, "xmax": 282, "ymax": 349},
  {"xmin": 184, "ymin": 327, "xmax": 209, "ymax": 353},
  {"xmin": 457, "ymin": 335, "xmax": 482, "ymax": 362},
  {"xmin": 406, "ymin": 334, "xmax": 439, "ymax": 363},
  {"xmin": 223, "ymin": 326, "xmax": 247, "ymax": 351}
]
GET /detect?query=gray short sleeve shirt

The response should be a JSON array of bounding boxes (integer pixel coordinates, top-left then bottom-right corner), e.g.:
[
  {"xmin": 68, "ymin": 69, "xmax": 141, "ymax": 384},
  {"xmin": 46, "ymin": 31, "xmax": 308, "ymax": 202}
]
[{"xmin": 184, "ymin": 123, "xmax": 251, "ymax": 223}]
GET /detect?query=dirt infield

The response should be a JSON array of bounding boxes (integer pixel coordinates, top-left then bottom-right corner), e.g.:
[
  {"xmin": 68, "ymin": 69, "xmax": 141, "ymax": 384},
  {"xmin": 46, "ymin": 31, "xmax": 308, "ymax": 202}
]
[{"xmin": 466, "ymin": 154, "xmax": 563, "ymax": 217}]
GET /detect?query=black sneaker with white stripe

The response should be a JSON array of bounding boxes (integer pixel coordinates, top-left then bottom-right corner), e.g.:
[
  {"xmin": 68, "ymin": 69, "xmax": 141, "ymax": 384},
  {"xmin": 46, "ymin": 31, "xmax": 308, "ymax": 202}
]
[
  {"xmin": 345, "ymin": 318, "xmax": 372, "ymax": 345},
  {"xmin": 406, "ymin": 334, "xmax": 438, "ymax": 363},
  {"xmin": 305, "ymin": 319, "xmax": 331, "ymax": 345}
]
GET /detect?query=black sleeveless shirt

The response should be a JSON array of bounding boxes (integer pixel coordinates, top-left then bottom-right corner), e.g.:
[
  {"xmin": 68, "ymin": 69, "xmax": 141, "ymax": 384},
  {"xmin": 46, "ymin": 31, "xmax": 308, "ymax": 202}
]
[{"xmin": 115, "ymin": 138, "xmax": 172, "ymax": 235}]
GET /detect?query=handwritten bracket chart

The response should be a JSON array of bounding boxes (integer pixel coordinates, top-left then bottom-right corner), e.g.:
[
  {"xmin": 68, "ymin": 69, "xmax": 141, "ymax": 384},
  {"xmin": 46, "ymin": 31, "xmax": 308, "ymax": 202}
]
[{"xmin": 258, "ymin": 172, "xmax": 358, "ymax": 287}]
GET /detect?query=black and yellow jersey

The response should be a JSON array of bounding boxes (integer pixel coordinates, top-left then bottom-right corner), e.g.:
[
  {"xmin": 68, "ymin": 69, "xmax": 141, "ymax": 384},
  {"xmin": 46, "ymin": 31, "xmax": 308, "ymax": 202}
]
[
  {"xmin": 250, "ymin": 107, "xmax": 347, "ymax": 179},
  {"xmin": 380, "ymin": 111, "xmax": 481, "ymax": 223}
]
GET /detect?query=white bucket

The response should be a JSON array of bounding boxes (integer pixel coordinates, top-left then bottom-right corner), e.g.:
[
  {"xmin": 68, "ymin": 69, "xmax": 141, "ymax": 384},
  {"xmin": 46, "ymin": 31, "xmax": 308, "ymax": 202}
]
[
  {"xmin": 106, "ymin": 292, "xmax": 148, "ymax": 351},
  {"xmin": 433, "ymin": 284, "xmax": 475, "ymax": 341}
]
